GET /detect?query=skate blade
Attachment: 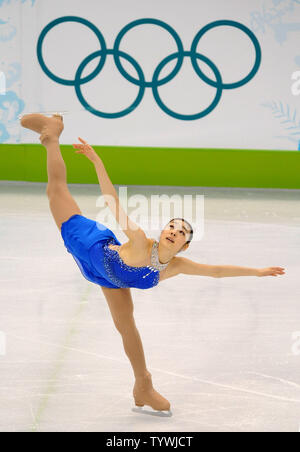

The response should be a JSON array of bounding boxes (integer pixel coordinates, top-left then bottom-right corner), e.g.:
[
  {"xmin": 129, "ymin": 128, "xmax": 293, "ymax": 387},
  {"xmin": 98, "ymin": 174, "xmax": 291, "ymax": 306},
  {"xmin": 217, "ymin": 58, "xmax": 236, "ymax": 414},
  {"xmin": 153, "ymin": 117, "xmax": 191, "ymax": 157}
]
[
  {"xmin": 18, "ymin": 106, "xmax": 98, "ymax": 119},
  {"xmin": 132, "ymin": 406, "xmax": 172, "ymax": 418},
  {"xmin": 18, "ymin": 111, "xmax": 69, "ymax": 119}
]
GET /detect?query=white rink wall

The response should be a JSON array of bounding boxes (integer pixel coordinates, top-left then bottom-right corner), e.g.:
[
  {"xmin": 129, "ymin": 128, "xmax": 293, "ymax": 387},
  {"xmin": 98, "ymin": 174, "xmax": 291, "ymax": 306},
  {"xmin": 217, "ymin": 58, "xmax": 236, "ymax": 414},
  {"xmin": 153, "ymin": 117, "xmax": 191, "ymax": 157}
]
[{"xmin": 0, "ymin": 0, "xmax": 300, "ymax": 149}]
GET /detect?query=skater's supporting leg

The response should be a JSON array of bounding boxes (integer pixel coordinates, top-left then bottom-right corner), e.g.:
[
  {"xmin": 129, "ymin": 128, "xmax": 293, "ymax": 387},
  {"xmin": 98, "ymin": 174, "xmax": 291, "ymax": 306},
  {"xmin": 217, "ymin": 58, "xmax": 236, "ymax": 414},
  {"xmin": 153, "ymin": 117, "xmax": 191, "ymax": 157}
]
[
  {"xmin": 101, "ymin": 286, "xmax": 171, "ymax": 412},
  {"xmin": 101, "ymin": 286, "xmax": 149, "ymax": 379}
]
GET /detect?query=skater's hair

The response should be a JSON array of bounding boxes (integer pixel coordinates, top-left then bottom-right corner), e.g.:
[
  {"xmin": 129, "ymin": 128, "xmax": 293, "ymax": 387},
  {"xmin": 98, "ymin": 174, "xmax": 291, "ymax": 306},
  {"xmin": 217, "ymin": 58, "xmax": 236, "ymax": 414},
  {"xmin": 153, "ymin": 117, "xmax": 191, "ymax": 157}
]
[{"xmin": 166, "ymin": 218, "xmax": 193, "ymax": 244}]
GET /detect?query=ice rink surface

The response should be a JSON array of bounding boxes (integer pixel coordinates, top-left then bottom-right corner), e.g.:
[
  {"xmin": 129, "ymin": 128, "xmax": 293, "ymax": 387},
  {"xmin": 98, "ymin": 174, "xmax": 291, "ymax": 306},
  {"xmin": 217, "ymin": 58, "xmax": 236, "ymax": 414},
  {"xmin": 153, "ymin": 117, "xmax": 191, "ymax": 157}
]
[{"xmin": 0, "ymin": 181, "xmax": 300, "ymax": 432}]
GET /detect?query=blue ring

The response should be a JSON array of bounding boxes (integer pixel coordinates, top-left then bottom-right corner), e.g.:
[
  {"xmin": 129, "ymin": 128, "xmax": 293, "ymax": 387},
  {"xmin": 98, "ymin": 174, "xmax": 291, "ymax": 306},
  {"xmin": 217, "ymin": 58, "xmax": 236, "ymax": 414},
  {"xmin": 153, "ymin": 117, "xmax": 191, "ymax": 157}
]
[
  {"xmin": 113, "ymin": 18, "xmax": 184, "ymax": 88},
  {"xmin": 37, "ymin": 17, "xmax": 262, "ymax": 120},
  {"xmin": 37, "ymin": 16, "xmax": 107, "ymax": 86},
  {"xmin": 152, "ymin": 51, "xmax": 223, "ymax": 120},
  {"xmin": 74, "ymin": 49, "xmax": 145, "ymax": 118},
  {"xmin": 191, "ymin": 20, "xmax": 261, "ymax": 89}
]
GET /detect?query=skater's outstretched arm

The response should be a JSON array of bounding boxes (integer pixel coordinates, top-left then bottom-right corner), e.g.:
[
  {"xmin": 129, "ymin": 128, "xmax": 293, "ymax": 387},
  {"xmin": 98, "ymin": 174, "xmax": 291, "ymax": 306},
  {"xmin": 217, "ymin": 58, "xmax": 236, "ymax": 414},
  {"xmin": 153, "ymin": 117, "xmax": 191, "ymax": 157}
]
[
  {"xmin": 176, "ymin": 257, "xmax": 285, "ymax": 278},
  {"xmin": 176, "ymin": 257, "xmax": 219, "ymax": 278},
  {"xmin": 73, "ymin": 137, "xmax": 147, "ymax": 244},
  {"xmin": 216, "ymin": 265, "xmax": 285, "ymax": 278}
]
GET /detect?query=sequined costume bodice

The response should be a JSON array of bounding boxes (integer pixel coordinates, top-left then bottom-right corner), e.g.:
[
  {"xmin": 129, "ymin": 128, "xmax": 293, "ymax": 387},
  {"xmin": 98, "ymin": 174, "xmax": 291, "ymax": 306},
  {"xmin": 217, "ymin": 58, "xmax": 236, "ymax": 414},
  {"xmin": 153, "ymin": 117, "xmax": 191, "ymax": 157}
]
[
  {"xmin": 60, "ymin": 214, "xmax": 170, "ymax": 290},
  {"xmin": 89, "ymin": 237, "xmax": 169, "ymax": 289}
]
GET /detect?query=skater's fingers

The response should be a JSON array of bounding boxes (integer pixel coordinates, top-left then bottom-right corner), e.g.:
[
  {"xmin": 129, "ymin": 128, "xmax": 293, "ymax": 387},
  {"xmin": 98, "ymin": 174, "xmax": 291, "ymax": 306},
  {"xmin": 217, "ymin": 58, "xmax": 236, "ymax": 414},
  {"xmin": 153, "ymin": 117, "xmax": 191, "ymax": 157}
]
[{"xmin": 78, "ymin": 137, "xmax": 88, "ymax": 144}]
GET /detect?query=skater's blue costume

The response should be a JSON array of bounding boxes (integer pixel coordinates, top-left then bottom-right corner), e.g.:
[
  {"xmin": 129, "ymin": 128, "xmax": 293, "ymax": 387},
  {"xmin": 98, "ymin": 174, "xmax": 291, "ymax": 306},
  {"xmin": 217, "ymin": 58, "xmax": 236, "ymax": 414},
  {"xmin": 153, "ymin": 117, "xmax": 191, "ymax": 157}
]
[{"xmin": 61, "ymin": 215, "xmax": 163, "ymax": 289}]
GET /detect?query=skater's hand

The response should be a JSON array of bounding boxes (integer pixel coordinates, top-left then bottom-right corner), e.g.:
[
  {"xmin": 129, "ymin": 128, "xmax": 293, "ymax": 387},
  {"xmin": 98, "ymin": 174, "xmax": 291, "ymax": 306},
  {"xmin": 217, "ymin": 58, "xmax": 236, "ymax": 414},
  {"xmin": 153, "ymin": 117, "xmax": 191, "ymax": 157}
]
[
  {"xmin": 257, "ymin": 267, "xmax": 285, "ymax": 277},
  {"xmin": 73, "ymin": 137, "xmax": 100, "ymax": 163}
]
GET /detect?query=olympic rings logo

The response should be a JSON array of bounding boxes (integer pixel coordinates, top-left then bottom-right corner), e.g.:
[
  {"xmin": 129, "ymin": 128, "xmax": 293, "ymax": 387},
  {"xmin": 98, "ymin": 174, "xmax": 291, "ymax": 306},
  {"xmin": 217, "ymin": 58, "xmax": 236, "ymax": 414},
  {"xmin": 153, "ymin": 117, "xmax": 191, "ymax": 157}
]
[{"xmin": 37, "ymin": 17, "xmax": 261, "ymax": 120}]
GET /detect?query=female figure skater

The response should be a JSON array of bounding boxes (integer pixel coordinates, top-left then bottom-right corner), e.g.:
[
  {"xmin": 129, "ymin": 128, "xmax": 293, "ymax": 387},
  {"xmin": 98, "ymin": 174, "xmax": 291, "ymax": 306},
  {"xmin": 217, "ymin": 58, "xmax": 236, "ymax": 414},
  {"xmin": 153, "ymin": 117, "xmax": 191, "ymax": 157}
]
[{"xmin": 20, "ymin": 113, "xmax": 285, "ymax": 417}]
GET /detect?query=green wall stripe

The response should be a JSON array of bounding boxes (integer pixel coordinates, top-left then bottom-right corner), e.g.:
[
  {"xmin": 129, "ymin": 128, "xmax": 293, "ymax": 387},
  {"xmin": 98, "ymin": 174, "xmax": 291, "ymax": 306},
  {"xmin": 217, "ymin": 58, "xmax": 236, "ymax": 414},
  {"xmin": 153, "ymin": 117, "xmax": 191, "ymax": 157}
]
[{"xmin": 0, "ymin": 143, "xmax": 299, "ymax": 189}]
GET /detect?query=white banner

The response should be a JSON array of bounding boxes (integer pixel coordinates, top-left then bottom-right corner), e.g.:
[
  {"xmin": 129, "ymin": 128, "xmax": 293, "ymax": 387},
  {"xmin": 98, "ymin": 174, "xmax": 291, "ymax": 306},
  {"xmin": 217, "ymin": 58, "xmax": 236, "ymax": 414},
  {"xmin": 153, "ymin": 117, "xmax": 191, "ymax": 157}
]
[{"xmin": 1, "ymin": 0, "xmax": 300, "ymax": 150}]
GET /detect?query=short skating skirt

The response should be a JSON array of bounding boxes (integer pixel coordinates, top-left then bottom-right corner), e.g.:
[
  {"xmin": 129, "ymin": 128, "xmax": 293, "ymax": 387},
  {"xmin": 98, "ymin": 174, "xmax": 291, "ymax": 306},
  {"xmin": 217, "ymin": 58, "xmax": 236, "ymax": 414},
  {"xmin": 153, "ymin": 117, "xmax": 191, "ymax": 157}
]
[{"xmin": 60, "ymin": 214, "xmax": 121, "ymax": 288}]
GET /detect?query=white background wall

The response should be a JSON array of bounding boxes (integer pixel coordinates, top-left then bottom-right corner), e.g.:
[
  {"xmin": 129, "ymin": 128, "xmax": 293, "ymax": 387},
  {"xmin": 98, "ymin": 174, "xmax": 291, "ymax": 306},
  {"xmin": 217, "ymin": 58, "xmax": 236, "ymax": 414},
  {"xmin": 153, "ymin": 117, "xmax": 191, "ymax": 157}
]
[{"xmin": 1, "ymin": 0, "xmax": 300, "ymax": 149}]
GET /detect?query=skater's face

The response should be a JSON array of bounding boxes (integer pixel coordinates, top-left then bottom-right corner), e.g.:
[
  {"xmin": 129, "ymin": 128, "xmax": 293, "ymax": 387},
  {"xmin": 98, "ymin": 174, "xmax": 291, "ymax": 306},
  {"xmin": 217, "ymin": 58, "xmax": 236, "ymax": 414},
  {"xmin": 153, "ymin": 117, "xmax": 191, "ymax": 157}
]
[{"xmin": 160, "ymin": 220, "xmax": 190, "ymax": 254}]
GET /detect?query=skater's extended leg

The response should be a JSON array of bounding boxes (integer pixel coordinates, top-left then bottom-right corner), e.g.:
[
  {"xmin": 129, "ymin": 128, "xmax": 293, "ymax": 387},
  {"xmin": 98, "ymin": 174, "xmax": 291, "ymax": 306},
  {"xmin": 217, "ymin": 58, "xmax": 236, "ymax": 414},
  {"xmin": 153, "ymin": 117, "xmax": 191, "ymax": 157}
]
[
  {"xmin": 20, "ymin": 113, "xmax": 82, "ymax": 229},
  {"xmin": 44, "ymin": 136, "xmax": 82, "ymax": 230},
  {"xmin": 101, "ymin": 286, "xmax": 171, "ymax": 412}
]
